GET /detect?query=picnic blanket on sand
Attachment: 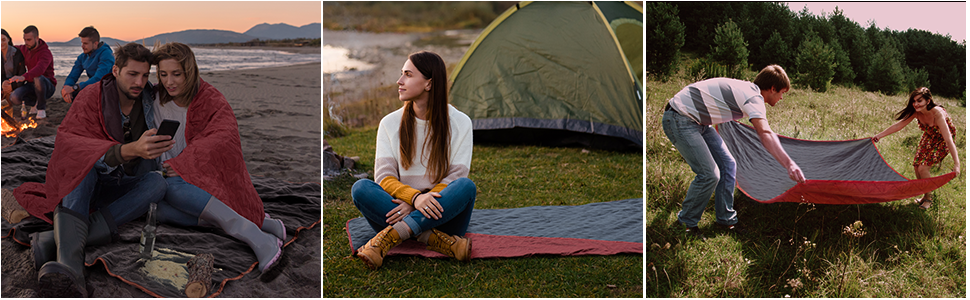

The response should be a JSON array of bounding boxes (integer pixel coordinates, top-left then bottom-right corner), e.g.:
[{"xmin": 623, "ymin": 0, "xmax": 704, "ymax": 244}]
[
  {"xmin": 1, "ymin": 135, "xmax": 321, "ymax": 298},
  {"xmin": 346, "ymin": 198, "xmax": 643, "ymax": 258}
]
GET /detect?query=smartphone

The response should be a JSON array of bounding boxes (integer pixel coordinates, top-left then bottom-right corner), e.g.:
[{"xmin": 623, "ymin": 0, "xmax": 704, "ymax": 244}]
[{"xmin": 156, "ymin": 119, "xmax": 180, "ymax": 140}]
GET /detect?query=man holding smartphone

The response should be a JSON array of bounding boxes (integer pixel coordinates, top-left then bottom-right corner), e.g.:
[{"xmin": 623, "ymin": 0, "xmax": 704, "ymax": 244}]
[{"xmin": 14, "ymin": 43, "xmax": 175, "ymax": 297}]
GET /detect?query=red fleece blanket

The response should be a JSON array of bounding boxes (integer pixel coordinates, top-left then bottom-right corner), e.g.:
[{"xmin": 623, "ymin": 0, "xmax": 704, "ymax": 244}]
[
  {"xmin": 163, "ymin": 80, "xmax": 263, "ymax": 227},
  {"xmin": 14, "ymin": 79, "xmax": 263, "ymax": 226},
  {"xmin": 14, "ymin": 75, "xmax": 125, "ymax": 223}
]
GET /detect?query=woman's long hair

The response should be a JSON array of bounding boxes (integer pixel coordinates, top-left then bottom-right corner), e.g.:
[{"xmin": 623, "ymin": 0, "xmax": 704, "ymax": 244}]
[
  {"xmin": 152, "ymin": 42, "xmax": 200, "ymax": 106},
  {"xmin": 895, "ymin": 87, "xmax": 937, "ymax": 121},
  {"xmin": 1, "ymin": 29, "xmax": 12, "ymax": 46},
  {"xmin": 400, "ymin": 51, "xmax": 450, "ymax": 184}
]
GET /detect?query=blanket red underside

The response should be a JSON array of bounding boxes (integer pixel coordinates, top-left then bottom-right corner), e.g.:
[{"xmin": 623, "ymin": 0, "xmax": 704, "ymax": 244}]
[
  {"xmin": 345, "ymin": 222, "xmax": 642, "ymax": 259},
  {"xmin": 743, "ymin": 173, "xmax": 957, "ymax": 204}
]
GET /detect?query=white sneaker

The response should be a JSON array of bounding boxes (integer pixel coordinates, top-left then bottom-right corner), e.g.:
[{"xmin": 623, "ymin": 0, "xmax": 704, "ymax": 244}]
[{"xmin": 35, "ymin": 110, "xmax": 46, "ymax": 119}]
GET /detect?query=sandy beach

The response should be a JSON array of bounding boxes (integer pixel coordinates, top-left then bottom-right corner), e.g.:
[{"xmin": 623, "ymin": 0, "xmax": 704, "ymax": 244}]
[{"xmin": 1, "ymin": 48, "xmax": 321, "ymax": 297}]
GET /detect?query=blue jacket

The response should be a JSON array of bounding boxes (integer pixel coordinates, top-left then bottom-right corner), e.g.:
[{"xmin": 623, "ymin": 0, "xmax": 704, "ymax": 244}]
[{"xmin": 64, "ymin": 41, "xmax": 114, "ymax": 91}]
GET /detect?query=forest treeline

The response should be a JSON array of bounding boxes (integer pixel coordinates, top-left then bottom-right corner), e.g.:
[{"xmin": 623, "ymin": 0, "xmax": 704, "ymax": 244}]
[{"xmin": 645, "ymin": 2, "xmax": 966, "ymax": 102}]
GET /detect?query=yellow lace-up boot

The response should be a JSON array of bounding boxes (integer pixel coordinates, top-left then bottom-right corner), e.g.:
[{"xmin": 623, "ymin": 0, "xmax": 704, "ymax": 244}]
[
  {"xmin": 424, "ymin": 229, "xmax": 471, "ymax": 262},
  {"xmin": 356, "ymin": 226, "xmax": 403, "ymax": 270}
]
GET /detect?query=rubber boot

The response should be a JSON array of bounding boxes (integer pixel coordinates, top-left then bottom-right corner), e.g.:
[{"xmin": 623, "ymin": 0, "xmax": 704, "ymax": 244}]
[
  {"xmin": 262, "ymin": 213, "xmax": 286, "ymax": 241},
  {"xmin": 424, "ymin": 229, "xmax": 472, "ymax": 262},
  {"xmin": 356, "ymin": 226, "xmax": 404, "ymax": 270},
  {"xmin": 37, "ymin": 206, "xmax": 89, "ymax": 297},
  {"xmin": 198, "ymin": 197, "xmax": 282, "ymax": 273},
  {"xmin": 31, "ymin": 211, "xmax": 113, "ymax": 270}
]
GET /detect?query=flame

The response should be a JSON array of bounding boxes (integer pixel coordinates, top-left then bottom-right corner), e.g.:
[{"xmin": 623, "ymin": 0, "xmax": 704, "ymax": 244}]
[
  {"xmin": 1, "ymin": 111, "xmax": 39, "ymax": 138},
  {"xmin": 1, "ymin": 117, "xmax": 16, "ymax": 138}
]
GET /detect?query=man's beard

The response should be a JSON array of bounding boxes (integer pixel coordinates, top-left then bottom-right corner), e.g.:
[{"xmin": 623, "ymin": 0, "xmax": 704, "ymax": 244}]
[{"xmin": 118, "ymin": 84, "xmax": 142, "ymax": 101}]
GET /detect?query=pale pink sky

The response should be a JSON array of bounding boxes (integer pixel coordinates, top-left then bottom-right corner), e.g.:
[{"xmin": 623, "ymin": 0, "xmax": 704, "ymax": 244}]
[
  {"xmin": 786, "ymin": 2, "xmax": 966, "ymax": 43},
  {"xmin": 1, "ymin": 1, "xmax": 321, "ymax": 43}
]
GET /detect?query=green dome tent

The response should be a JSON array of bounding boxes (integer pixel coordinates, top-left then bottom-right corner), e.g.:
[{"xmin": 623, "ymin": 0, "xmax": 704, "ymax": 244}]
[{"xmin": 449, "ymin": 1, "xmax": 643, "ymax": 151}]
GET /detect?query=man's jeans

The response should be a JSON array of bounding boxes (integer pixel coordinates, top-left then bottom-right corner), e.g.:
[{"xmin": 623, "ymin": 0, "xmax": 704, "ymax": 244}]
[
  {"xmin": 10, "ymin": 76, "xmax": 54, "ymax": 110},
  {"xmin": 61, "ymin": 164, "xmax": 167, "ymax": 231},
  {"xmin": 661, "ymin": 109, "xmax": 738, "ymax": 228},
  {"xmin": 352, "ymin": 177, "xmax": 476, "ymax": 237}
]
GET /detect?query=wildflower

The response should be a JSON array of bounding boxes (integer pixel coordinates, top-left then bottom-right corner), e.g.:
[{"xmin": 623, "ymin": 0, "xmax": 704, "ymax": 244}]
[{"xmin": 842, "ymin": 220, "xmax": 866, "ymax": 238}]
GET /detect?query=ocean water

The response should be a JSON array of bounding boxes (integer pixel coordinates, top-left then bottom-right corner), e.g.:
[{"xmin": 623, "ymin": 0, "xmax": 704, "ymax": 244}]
[{"xmin": 46, "ymin": 45, "xmax": 324, "ymax": 76}]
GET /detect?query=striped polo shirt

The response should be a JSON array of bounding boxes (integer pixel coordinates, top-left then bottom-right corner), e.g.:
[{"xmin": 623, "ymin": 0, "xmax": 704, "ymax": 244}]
[{"xmin": 667, "ymin": 77, "xmax": 766, "ymax": 125}]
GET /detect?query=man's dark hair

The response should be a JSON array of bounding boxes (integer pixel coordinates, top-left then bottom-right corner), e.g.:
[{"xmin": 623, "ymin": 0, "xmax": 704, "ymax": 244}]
[
  {"xmin": 78, "ymin": 26, "xmax": 100, "ymax": 42},
  {"xmin": 114, "ymin": 43, "xmax": 153, "ymax": 69},
  {"xmin": 23, "ymin": 25, "xmax": 38, "ymax": 36}
]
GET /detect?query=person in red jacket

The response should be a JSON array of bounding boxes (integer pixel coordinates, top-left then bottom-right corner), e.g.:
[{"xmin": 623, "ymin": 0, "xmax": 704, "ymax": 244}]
[{"xmin": 8, "ymin": 25, "xmax": 56, "ymax": 119}]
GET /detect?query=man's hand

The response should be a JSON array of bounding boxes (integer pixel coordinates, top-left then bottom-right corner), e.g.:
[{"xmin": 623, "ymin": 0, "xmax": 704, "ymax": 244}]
[
  {"xmin": 413, "ymin": 192, "xmax": 443, "ymax": 220},
  {"xmin": 61, "ymin": 86, "xmax": 74, "ymax": 103},
  {"xmin": 2, "ymin": 80, "xmax": 11, "ymax": 94},
  {"xmin": 385, "ymin": 198, "xmax": 415, "ymax": 224},
  {"xmin": 121, "ymin": 128, "xmax": 174, "ymax": 161},
  {"xmin": 788, "ymin": 163, "xmax": 806, "ymax": 183}
]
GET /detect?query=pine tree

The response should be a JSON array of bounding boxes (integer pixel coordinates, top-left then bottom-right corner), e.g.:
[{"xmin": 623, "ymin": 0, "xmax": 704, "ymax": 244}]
[
  {"xmin": 794, "ymin": 32, "xmax": 836, "ymax": 92},
  {"xmin": 711, "ymin": 19, "xmax": 749, "ymax": 78},
  {"xmin": 759, "ymin": 30, "xmax": 790, "ymax": 69},
  {"xmin": 644, "ymin": 2, "xmax": 685, "ymax": 81}
]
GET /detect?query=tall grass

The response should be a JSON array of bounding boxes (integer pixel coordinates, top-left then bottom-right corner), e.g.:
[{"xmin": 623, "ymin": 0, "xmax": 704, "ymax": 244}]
[
  {"xmin": 322, "ymin": 127, "xmax": 643, "ymax": 297},
  {"xmin": 645, "ymin": 63, "xmax": 966, "ymax": 297}
]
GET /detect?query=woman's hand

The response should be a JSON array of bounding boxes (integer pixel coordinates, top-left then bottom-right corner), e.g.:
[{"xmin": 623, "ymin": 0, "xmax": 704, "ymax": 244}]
[
  {"xmin": 413, "ymin": 192, "xmax": 443, "ymax": 220},
  {"xmin": 871, "ymin": 135, "xmax": 880, "ymax": 143},
  {"xmin": 162, "ymin": 162, "xmax": 179, "ymax": 177},
  {"xmin": 385, "ymin": 198, "xmax": 415, "ymax": 224},
  {"xmin": 953, "ymin": 161, "xmax": 961, "ymax": 175}
]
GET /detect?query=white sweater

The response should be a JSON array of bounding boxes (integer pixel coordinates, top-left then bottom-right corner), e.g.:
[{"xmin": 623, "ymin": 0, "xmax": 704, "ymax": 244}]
[{"xmin": 374, "ymin": 104, "xmax": 473, "ymax": 193}]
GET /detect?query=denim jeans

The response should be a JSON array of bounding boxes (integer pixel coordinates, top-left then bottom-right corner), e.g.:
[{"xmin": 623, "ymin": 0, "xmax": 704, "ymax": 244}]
[
  {"xmin": 156, "ymin": 176, "xmax": 212, "ymax": 227},
  {"xmin": 61, "ymin": 164, "xmax": 167, "ymax": 230},
  {"xmin": 10, "ymin": 76, "xmax": 53, "ymax": 110},
  {"xmin": 352, "ymin": 177, "xmax": 476, "ymax": 236},
  {"xmin": 661, "ymin": 109, "xmax": 737, "ymax": 228}
]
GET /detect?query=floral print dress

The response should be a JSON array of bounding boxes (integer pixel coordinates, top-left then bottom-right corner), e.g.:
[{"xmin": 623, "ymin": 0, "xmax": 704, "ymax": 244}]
[{"xmin": 913, "ymin": 109, "xmax": 956, "ymax": 167}]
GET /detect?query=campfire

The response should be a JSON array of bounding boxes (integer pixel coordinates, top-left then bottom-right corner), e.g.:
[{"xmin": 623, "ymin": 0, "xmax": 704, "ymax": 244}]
[{"xmin": 1, "ymin": 100, "xmax": 39, "ymax": 139}]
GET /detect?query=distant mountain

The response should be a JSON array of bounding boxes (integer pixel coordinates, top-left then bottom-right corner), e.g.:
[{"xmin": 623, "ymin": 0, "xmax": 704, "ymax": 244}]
[
  {"xmin": 49, "ymin": 23, "xmax": 317, "ymax": 47},
  {"xmin": 47, "ymin": 37, "xmax": 130, "ymax": 47},
  {"xmin": 139, "ymin": 29, "xmax": 258, "ymax": 45},
  {"xmin": 244, "ymin": 23, "xmax": 321, "ymax": 40}
]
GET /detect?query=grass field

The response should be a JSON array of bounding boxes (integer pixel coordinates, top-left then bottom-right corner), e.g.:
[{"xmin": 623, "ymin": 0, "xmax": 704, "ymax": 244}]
[
  {"xmin": 321, "ymin": 127, "xmax": 643, "ymax": 297},
  {"xmin": 645, "ymin": 69, "xmax": 966, "ymax": 297}
]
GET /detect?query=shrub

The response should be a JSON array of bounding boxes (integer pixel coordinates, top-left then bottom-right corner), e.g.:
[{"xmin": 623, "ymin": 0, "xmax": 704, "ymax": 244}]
[{"xmin": 688, "ymin": 57, "xmax": 733, "ymax": 81}]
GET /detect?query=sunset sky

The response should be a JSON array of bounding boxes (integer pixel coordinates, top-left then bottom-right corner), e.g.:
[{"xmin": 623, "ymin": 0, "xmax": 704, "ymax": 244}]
[{"xmin": 1, "ymin": 1, "xmax": 321, "ymax": 43}]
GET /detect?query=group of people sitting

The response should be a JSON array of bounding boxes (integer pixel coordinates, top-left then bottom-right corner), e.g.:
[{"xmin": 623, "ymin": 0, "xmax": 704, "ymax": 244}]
[
  {"xmin": 4, "ymin": 25, "xmax": 285, "ymax": 297},
  {"xmin": 1, "ymin": 26, "xmax": 112, "ymax": 119}
]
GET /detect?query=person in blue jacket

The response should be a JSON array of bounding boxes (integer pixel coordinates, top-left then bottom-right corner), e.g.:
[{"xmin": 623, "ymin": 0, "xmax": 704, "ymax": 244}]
[{"xmin": 61, "ymin": 26, "xmax": 113, "ymax": 103}]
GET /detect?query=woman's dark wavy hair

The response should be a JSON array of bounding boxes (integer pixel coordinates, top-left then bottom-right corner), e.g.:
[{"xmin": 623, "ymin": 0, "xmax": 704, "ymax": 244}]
[
  {"xmin": 895, "ymin": 87, "xmax": 937, "ymax": 121},
  {"xmin": 399, "ymin": 51, "xmax": 450, "ymax": 184}
]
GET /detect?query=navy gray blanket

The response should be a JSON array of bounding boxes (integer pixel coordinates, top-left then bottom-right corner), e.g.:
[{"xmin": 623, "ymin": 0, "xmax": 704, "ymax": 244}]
[{"xmin": 346, "ymin": 198, "xmax": 643, "ymax": 258}]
